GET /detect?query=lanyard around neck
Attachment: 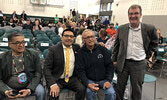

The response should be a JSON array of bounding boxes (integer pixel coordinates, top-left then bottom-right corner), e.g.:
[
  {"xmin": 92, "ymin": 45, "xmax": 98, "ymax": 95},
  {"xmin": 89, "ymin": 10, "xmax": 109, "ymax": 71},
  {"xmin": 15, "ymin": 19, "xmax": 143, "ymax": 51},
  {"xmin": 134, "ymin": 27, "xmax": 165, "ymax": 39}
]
[{"xmin": 12, "ymin": 54, "xmax": 24, "ymax": 74}]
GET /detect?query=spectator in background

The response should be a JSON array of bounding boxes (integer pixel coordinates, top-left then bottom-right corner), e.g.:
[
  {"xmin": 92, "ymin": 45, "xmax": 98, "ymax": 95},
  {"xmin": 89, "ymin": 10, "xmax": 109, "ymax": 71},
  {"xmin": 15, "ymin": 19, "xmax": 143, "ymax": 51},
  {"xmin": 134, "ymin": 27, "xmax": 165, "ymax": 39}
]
[
  {"xmin": 97, "ymin": 28, "xmax": 109, "ymax": 44},
  {"xmin": 61, "ymin": 16, "xmax": 67, "ymax": 24},
  {"xmin": 0, "ymin": 15, "xmax": 9, "ymax": 27},
  {"xmin": 58, "ymin": 23, "xmax": 66, "ymax": 37},
  {"xmin": 156, "ymin": 28, "xmax": 163, "ymax": 44},
  {"xmin": 9, "ymin": 18, "xmax": 16, "ymax": 27},
  {"xmin": 21, "ymin": 10, "xmax": 27, "ymax": 20},
  {"xmin": 148, "ymin": 28, "xmax": 164, "ymax": 68},
  {"xmin": 105, "ymin": 34, "xmax": 116, "ymax": 50},
  {"xmin": 103, "ymin": 18, "xmax": 110, "ymax": 28},
  {"xmin": 33, "ymin": 19, "xmax": 44, "ymax": 32},
  {"xmin": 66, "ymin": 16, "xmax": 71, "ymax": 23},
  {"xmin": 11, "ymin": 11, "xmax": 18, "ymax": 20},
  {"xmin": 16, "ymin": 19, "xmax": 23, "ymax": 26},
  {"xmin": 54, "ymin": 14, "xmax": 59, "ymax": 24},
  {"xmin": 22, "ymin": 18, "xmax": 33, "ymax": 34},
  {"xmin": 115, "ymin": 23, "xmax": 119, "ymax": 31},
  {"xmin": 75, "ymin": 10, "xmax": 79, "ymax": 23},
  {"xmin": 13, "ymin": 17, "xmax": 18, "ymax": 24},
  {"xmin": 72, "ymin": 9, "xmax": 76, "ymax": 22},
  {"xmin": 71, "ymin": 22, "xmax": 79, "ymax": 37},
  {"xmin": 106, "ymin": 23, "xmax": 117, "ymax": 38},
  {"xmin": 87, "ymin": 23, "xmax": 93, "ymax": 30},
  {"xmin": 75, "ymin": 28, "xmax": 86, "ymax": 47},
  {"xmin": 40, "ymin": 18, "xmax": 46, "ymax": 27}
]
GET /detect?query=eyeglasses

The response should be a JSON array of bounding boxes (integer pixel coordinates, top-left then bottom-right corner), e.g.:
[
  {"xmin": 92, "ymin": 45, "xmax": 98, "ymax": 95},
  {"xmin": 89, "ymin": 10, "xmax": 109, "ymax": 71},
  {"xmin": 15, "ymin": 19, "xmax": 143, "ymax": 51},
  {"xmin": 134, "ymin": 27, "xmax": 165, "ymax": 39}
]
[
  {"xmin": 128, "ymin": 12, "xmax": 140, "ymax": 16},
  {"xmin": 11, "ymin": 41, "xmax": 26, "ymax": 46},
  {"xmin": 83, "ymin": 35, "xmax": 95, "ymax": 39},
  {"xmin": 63, "ymin": 34, "xmax": 74, "ymax": 38}
]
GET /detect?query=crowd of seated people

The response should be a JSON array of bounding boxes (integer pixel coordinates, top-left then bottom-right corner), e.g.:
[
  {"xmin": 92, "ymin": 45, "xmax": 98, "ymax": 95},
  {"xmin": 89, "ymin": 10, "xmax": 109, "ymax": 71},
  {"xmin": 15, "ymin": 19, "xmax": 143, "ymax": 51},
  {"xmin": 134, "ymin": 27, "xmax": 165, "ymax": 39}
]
[{"xmin": 0, "ymin": 6, "xmax": 167, "ymax": 100}]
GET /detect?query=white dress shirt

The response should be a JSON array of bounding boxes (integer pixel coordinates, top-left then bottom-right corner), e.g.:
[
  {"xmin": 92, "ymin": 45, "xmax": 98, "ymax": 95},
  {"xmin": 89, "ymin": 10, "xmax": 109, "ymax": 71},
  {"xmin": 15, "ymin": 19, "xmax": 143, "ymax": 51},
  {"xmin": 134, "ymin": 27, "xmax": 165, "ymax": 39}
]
[
  {"xmin": 126, "ymin": 23, "xmax": 146, "ymax": 61},
  {"xmin": 60, "ymin": 44, "xmax": 75, "ymax": 78}
]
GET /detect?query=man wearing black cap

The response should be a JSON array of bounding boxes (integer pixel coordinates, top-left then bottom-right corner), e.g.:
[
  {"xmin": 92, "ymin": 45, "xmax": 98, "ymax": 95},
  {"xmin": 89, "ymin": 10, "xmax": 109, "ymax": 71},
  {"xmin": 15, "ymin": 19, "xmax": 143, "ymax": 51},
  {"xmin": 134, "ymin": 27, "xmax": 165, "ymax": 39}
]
[
  {"xmin": 22, "ymin": 18, "xmax": 33, "ymax": 34},
  {"xmin": 43, "ymin": 29, "xmax": 86, "ymax": 100}
]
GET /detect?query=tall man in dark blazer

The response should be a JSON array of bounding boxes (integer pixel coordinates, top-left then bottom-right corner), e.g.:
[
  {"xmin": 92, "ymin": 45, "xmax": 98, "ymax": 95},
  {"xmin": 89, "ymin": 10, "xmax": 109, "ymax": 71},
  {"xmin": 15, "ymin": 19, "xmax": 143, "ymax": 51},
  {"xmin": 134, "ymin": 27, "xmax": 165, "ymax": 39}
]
[
  {"xmin": 21, "ymin": 10, "xmax": 27, "ymax": 20},
  {"xmin": 11, "ymin": 11, "xmax": 18, "ymax": 20},
  {"xmin": 112, "ymin": 4, "xmax": 158, "ymax": 100},
  {"xmin": 43, "ymin": 29, "xmax": 86, "ymax": 100},
  {"xmin": 0, "ymin": 32, "xmax": 45, "ymax": 100}
]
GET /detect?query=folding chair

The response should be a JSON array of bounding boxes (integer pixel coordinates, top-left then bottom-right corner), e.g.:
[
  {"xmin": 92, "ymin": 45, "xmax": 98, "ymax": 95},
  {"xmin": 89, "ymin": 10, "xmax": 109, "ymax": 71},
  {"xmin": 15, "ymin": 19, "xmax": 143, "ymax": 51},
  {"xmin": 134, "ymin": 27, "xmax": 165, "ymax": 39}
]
[{"xmin": 156, "ymin": 47, "xmax": 167, "ymax": 77}]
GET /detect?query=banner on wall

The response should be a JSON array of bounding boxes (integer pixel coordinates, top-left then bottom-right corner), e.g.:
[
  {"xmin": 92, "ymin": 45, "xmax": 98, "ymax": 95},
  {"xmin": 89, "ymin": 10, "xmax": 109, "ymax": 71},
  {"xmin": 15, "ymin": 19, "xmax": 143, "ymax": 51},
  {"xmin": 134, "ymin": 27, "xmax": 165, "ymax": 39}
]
[
  {"xmin": 112, "ymin": 15, "xmax": 115, "ymax": 22},
  {"xmin": 30, "ymin": 0, "xmax": 64, "ymax": 6}
]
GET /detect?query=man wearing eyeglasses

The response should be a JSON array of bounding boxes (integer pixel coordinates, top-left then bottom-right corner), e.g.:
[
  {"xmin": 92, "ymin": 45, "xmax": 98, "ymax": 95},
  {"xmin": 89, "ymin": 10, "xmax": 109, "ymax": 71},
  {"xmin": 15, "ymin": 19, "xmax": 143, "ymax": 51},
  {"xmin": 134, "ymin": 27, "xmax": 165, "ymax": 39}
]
[
  {"xmin": 43, "ymin": 28, "xmax": 86, "ymax": 100},
  {"xmin": 0, "ymin": 32, "xmax": 45, "ymax": 100},
  {"xmin": 112, "ymin": 4, "xmax": 158, "ymax": 100},
  {"xmin": 75, "ymin": 29, "xmax": 115, "ymax": 100}
]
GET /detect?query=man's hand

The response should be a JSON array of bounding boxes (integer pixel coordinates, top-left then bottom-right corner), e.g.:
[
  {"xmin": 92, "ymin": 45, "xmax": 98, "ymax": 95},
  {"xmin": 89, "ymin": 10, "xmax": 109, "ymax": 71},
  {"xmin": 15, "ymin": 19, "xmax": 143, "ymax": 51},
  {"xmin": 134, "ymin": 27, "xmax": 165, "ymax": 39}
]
[
  {"xmin": 18, "ymin": 89, "xmax": 30, "ymax": 98},
  {"xmin": 103, "ymin": 81, "xmax": 111, "ymax": 89},
  {"xmin": 88, "ymin": 83, "xmax": 99, "ymax": 92},
  {"xmin": 5, "ymin": 90, "xmax": 19, "ymax": 99},
  {"xmin": 50, "ymin": 84, "xmax": 60, "ymax": 97},
  {"xmin": 99, "ymin": 42, "xmax": 106, "ymax": 47},
  {"xmin": 113, "ymin": 62, "xmax": 117, "ymax": 67}
]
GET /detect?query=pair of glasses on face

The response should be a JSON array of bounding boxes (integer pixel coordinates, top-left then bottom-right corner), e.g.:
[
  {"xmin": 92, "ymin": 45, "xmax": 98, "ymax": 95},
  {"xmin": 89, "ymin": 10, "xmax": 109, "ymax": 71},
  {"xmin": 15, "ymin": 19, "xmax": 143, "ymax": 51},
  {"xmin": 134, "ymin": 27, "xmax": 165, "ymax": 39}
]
[
  {"xmin": 83, "ymin": 35, "xmax": 95, "ymax": 39},
  {"xmin": 11, "ymin": 41, "xmax": 26, "ymax": 46},
  {"xmin": 128, "ymin": 12, "xmax": 140, "ymax": 16},
  {"xmin": 63, "ymin": 35, "xmax": 75, "ymax": 38}
]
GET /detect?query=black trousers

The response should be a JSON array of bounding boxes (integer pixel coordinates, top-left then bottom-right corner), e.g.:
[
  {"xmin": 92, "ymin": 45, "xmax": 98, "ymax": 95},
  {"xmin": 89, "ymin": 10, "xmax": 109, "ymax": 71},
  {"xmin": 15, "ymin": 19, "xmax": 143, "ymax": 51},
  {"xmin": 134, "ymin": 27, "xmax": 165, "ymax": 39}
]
[
  {"xmin": 48, "ymin": 76, "xmax": 86, "ymax": 100},
  {"xmin": 116, "ymin": 59, "xmax": 147, "ymax": 100}
]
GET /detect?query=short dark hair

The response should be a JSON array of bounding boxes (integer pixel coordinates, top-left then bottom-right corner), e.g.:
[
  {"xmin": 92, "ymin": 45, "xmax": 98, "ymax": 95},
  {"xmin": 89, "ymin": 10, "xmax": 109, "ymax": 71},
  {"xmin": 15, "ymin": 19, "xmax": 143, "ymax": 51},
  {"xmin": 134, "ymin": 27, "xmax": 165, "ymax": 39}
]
[
  {"xmin": 8, "ymin": 32, "xmax": 24, "ymax": 42},
  {"xmin": 62, "ymin": 28, "xmax": 74, "ymax": 36},
  {"xmin": 99, "ymin": 29, "xmax": 107, "ymax": 37},
  {"xmin": 128, "ymin": 4, "xmax": 142, "ymax": 14}
]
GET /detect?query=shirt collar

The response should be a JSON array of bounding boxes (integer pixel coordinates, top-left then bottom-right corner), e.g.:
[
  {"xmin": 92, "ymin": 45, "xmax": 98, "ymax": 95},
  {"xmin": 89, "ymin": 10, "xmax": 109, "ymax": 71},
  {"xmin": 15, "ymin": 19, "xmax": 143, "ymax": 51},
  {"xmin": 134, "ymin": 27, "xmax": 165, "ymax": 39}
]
[
  {"xmin": 129, "ymin": 23, "xmax": 141, "ymax": 31},
  {"xmin": 62, "ymin": 43, "xmax": 72, "ymax": 49}
]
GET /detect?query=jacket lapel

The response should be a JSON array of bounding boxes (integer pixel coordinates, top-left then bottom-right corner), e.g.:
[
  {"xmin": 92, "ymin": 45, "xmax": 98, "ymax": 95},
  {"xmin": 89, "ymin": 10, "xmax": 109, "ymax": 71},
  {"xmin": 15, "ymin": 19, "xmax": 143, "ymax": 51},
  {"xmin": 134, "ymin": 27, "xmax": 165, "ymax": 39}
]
[
  {"xmin": 124, "ymin": 24, "xmax": 130, "ymax": 54},
  {"xmin": 6, "ymin": 51, "xmax": 12, "ymax": 75},
  {"xmin": 141, "ymin": 23, "xmax": 147, "ymax": 48},
  {"xmin": 59, "ymin": 43, "xmax": 65, "ymax": 67},
  {"xmin": 23, "ymin": 50, "xmax": 31, "ymax": 71}
]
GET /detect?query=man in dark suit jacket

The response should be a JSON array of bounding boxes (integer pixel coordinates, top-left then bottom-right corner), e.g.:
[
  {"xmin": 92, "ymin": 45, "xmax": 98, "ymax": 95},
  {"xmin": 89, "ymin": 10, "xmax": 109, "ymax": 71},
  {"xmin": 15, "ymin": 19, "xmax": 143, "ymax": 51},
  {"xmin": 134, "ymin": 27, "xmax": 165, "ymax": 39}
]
[
  {"xmin": 21, "ymin": 10, "xmax": 27, "ymax": 20},
  {"xmin": 11, "ymin": 11, "xmax": 18, "ymax": 20},
  {"xmin": 0, "ymin": 32, "xmax": 45, "ymax": 100},
  {"xmin": 112, "ymin": 4, "xmax": 158, "ymax": 100},
  {"xmin": 43, "ymin": 28, "xmax": 86, "ymax": 100}
]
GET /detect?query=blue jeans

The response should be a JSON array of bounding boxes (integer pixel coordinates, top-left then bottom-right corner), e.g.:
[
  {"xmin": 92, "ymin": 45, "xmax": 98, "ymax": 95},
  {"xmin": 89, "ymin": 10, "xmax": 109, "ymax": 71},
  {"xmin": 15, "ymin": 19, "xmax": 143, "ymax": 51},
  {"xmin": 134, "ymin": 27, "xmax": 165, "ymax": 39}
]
[
  {"xmin": 86, "ymin": 79, "xmax": 115, "ymax": 100},
  {"xmin": 0, "ymin": 84, "xmax": 45, "ymax": 100}
]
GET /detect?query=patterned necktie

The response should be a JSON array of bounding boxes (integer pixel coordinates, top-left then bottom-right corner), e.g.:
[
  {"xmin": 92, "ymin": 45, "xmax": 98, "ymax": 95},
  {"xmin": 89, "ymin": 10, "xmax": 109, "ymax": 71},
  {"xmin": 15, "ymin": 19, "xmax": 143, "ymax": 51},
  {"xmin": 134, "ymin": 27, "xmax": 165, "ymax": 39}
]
[{"xmin": 65, "ymin": 48, "xmax": 70, "ymax": 83}]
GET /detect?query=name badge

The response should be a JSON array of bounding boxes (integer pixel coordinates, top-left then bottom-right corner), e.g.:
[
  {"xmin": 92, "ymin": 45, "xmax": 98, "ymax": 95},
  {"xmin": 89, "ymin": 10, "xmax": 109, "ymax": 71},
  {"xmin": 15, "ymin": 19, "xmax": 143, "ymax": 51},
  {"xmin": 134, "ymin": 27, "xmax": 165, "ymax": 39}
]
[
  {"xmin": 0, "ymin": 42, "xmax": 8, "ymax": 46},
  {"xmin": 24, "ymin": 38, "xmax": 30, "ymax": 42},
  {"xmin": 25, "ymin": 42, "xmax": 28, "ymax": 46},
  {"xmin": 41, "ymin": 43, "xmax": 49, "ymax": 46},
  {"xmin": 3, "ymin": 38, "xmax": 8, "ymax": 41},
  {"xmin": 158, "ymin": 48, "xmax": 164, "ymax": 52},
  {"xmin": 17, "ymin": 72, "xmax": 27, "ymax": 84}
]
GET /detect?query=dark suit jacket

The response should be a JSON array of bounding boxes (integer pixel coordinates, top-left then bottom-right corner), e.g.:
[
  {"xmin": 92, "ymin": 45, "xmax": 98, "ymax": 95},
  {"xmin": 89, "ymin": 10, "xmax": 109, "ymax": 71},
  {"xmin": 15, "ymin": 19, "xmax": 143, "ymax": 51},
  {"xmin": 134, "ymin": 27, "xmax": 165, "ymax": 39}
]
[
  {"xmin": 43, "ymin": 42, "xmax": 80, "ymax": 88},
  {"xmin": 21, "ymin": 13, "xmax": 27, "ymax": 20},
  {"xmin": 112, "ymin": 23, "xmax": 158, "ymax": 72},
  {"xmin": 11, "ymin": 13, "xmax": 18, "ymax": 19},
  {"xmin": 0, "ymin": 49, "xmax": 42, "ymax": 95}
]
